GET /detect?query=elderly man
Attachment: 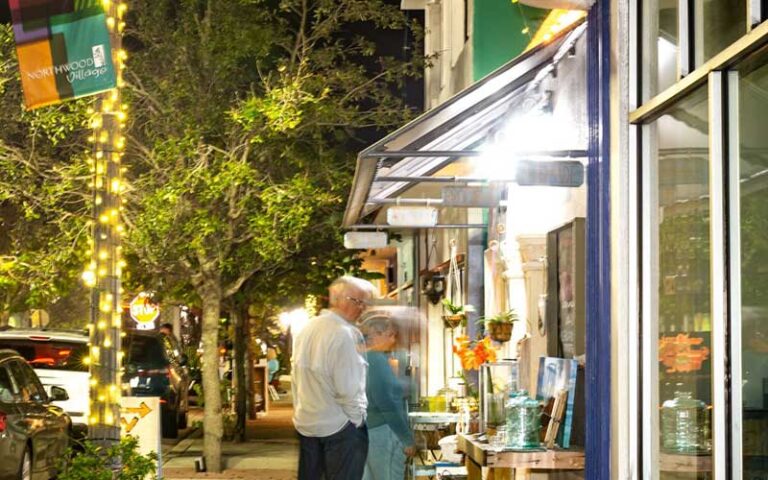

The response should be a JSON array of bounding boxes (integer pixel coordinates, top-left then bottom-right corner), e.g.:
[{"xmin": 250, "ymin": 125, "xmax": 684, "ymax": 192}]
[{"xmin": 292, "ymin": 276, "xmax": 377, "ymax": 479}]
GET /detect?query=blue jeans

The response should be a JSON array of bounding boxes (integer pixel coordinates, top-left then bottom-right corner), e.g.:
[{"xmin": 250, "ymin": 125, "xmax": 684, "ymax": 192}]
[
  {"xmin": 362, "ymin": 424, "xmax": 406, "ymax": 480},
  {"xmin": 298, "ymin": 422, "xmax": 368, "ymax": 480}
]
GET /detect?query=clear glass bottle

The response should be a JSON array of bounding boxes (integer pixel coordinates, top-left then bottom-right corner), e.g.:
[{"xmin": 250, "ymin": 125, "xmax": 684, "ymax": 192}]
[
  {"xmin": 661, "ymin": 391, "xmax": 711, "ymax": 454},
  {"xmin": 505, "ymin": 390, "xmax": 542, "ymax": 450}
]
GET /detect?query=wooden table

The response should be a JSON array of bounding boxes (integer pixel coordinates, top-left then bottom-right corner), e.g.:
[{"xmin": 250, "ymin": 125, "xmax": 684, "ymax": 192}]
[
  {"xmin": 457, "ymin": 433, "xmax": 585, "ymax": 479},
  {"xmin": 408, "ymin": 412, "xmax": 459, "ymax": 466}
]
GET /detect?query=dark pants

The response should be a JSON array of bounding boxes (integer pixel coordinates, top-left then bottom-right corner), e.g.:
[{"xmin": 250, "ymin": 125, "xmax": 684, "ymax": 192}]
[{"xmin": 298, "ymin": 422, "xmax": 368, "ymax": 480}]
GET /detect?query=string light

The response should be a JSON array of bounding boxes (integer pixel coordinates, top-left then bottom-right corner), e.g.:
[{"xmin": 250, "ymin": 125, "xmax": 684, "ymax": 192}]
[{"xmin": 86, "ymin": 0, "xmax": 127, "ymax": 443}]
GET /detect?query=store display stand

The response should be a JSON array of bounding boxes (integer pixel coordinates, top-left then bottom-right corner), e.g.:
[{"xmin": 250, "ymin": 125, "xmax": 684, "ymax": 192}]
[{"xmin": 457, "ymin": 433, "xmax": 584, "ymax": 479}]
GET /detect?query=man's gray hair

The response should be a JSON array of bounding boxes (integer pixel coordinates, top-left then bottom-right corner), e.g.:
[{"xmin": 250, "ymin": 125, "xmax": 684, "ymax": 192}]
[{"xmin": 328, "ymin": 276, "xmax": 377, "ymax": 307}]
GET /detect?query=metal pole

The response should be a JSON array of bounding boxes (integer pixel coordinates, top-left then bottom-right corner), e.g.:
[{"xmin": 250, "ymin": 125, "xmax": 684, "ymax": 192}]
[
  {"xmin": 86, "ymin": 0, "xmax": 127, "ymax": 447},
  {"xmin": 347, "ymin": 224, "xmax": 489, "ymax": 230},
  {"xmin": 361, "ymin": 149, "xmax": 589, "ymax": 159}
]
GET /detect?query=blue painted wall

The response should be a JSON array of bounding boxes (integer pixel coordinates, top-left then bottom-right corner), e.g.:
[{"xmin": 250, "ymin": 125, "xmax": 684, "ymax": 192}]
[{"xmin": 586, "ymin": 0, "xmax": 612, "ymax": 477}]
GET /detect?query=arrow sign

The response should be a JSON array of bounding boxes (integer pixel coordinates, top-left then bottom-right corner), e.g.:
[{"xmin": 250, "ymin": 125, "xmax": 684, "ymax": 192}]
[
  {"xmin": 122, "ymin": 402, "xmax": 152, "ymax": 419},
  {"xmin": 120, "ymin": 416, "xmax": 139, "ymax": 434},
  {"xmin": 120, "ymin": 396, "xmax": 161, "ymax": 478}
]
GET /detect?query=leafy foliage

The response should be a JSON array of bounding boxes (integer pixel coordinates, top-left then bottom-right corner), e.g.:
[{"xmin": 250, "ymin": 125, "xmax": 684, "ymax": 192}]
[
  {"xmin": 118, "ymin": 0, "xmax": 422, "ymax": 470},
  {"xmin": 58, "ymin": 437, "xmax": 157, "ymax": 480},
  {"xmin": 442, "ymin": 298, "xmax": 474, "ymax": 315},
  {"xmin": 123, "ymin": 0, "xmax": 421, "ymax": 301},
  {"xmin": 481, "ymin": 309, "xmax": 519, "ymax": 325},
  {"xmin": 0, "ymin": 24, "xmax": 92, "ymax": 323}
]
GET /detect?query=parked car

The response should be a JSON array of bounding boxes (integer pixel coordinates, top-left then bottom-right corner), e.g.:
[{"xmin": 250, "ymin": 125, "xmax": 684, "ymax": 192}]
[
  {"xmin": 122, "ymin": 330, "xmax": 190, "ymax": 438},
  {"xmin": 0, "ymin": 330, "xmax": 88, "ymax": 439},
  {"xmin": 0, "ymin": 349, "xmax": 71, "ymax": 480}
]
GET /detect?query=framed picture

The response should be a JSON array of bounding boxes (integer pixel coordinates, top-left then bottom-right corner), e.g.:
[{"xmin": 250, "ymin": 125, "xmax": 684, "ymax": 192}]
[
  {"xmin": 536, "ymin": 357, "xmax": 579, "ymax": 448},
  {"xmin": 545, "ymin": 218, "xmax": 586, "ymax": 359}
]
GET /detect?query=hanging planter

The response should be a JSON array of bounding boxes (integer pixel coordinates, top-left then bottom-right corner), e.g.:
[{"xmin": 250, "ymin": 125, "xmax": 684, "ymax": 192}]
[
  {"xmin": 442, "ymin": 298, "xmax": 470, "ymax": 329},
  {"xmin": 442, "ymin": 240, "xmax": 472, "ymax": 330},
  {"xmin": 482, "ymin": 310, "xmax": 518, "ymax": 343},
  {"xmin": 442, "ymin": 314, "xmax": 465, "ymax": 329},
  {"xmin": 487, "ymin": 322, "xmax": 513, "ymax": 342}
]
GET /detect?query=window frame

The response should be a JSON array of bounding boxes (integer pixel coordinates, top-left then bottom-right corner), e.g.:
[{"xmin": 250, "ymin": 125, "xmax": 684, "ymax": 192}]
[{"xmin": 631, "ymin": 0, "xmax": 768, "ymax": 477}]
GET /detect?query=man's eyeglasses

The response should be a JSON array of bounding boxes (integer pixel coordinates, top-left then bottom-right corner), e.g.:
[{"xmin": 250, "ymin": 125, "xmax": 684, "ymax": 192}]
[{"xmin": 346, "ymin": 296, "xmax": 370, "ymax": 308}]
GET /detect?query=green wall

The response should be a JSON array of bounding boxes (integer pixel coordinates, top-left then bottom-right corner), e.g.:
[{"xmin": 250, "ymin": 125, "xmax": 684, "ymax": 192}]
[{"xmin": 472, "ymin": 0, "xmax": 549, "ymax": 81}]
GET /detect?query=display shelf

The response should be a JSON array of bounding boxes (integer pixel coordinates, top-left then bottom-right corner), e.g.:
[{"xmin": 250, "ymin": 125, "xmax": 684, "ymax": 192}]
[
  {"xmin": 659, "ymin": 452, "xmax": 712, "ymax": 472},
  {"xmin": 457, "ymin": 433, "xmax": 584, "ymax": 479},
  {"xmin": 409, "ymin": 411, "xmax": 460, "ymax": 425}
]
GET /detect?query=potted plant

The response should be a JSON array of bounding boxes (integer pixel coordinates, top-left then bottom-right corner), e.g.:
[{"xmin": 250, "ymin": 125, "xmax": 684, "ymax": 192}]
[
  {"xmin": 442, "ymin": 298, "xmax": 473, "ymax": 329},
  {"xmin": 482, "ymin": 309, "xmax": 518, "ymax": 342}
]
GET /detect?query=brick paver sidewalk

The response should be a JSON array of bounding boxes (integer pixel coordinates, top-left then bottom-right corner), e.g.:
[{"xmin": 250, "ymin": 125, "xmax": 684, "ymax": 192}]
[{"xmin": 164, "ymin": 399, "xmax": 299, "ymax": 480}]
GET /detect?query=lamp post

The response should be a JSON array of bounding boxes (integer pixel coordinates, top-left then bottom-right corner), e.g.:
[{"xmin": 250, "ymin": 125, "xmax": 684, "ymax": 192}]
[{"xmin": 84, "ymin": 0, "xmax": 128, "ymax": 448}]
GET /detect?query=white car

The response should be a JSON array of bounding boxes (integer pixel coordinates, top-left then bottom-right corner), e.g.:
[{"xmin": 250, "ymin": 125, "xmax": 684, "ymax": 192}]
[{"xmin": 0, "ymin": 329, "xmax": 89, "ymax": 438}]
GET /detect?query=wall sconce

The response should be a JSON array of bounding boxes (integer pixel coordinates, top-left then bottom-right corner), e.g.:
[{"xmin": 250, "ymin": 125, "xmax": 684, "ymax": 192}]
[{"xmin": 421, "ymin": 274, "xmax": 445, "ymax": 305}]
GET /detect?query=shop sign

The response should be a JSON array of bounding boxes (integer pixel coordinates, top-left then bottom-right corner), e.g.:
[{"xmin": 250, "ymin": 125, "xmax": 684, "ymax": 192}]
[
  {"xmin": 515, "ymin": 160, "xmax": 584, "ymax": 187},
  {"xmin": 442, "ymin": 186, "xmax": 504, "ymax": 207},
  {"xmin": 129, "ymin": 292, "xmax": 160, "ymax": 330},
  {"xmin": 344, "ymin": 231, "xmax": 388, "ymax": 249},
  {"xmin": 387, "ymin": 206, "xmax": 438, "ymax": 227}
]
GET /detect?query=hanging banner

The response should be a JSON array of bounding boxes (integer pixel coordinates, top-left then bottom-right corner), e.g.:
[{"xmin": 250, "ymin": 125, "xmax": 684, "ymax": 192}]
[{"xmin": 9, "ymin": 1, "xmax": 117, "ymax": 109}]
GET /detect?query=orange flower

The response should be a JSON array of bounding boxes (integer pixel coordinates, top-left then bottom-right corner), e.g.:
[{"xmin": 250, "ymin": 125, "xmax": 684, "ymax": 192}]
[{"xmin": 453, "ymin": 335, "xmax": 498, "ymax": 371}]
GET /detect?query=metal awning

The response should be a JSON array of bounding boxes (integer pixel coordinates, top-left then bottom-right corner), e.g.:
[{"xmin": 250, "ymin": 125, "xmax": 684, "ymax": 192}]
[{"xmin": 343, "ymin": 21, "xmax": 588, "ymax": 228}]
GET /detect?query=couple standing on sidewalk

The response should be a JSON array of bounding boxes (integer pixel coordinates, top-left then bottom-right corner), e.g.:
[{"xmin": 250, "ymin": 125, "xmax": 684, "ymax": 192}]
[{"xmin": 291, "ymin": 276, "xmax": 415, "ymax": 480}]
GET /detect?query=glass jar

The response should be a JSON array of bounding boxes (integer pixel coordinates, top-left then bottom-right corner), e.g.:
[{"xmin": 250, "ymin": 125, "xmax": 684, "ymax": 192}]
[
  {"xmin": 661, "ymin": 391, "xmax": 711, "ymax": 454},
  {"xmin": 437, "ymin": 386, "xmax": 458, "ymax": 412},
  {"xmin": 486, "ymin": 392, "xmax": 507, "ymax": 428},
  {"xmin": 505, "ymin": 391, "xmax": 542, "ymax": 450},
  {"xmin": 479, "ymin": 360, "xmax": 519, "ymax": 431}
]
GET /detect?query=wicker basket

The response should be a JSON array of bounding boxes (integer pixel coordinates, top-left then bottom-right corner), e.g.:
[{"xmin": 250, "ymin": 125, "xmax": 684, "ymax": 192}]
[
  {"xmin": 487, "ymin": 322, "xmax": 513, "ymax": 342},
  {"xmin": 442, "ymin": 314, "xmax": 465, "ymax": 329}
]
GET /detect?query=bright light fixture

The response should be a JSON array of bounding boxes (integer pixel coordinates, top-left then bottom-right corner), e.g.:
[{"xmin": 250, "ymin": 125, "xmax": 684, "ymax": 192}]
[
  {"xmin": 476, "ymin": 105, "xmax": 572, "ymax": 180},
  {"xmin": 278, "ymin": 308, "xmax": 311, "ymax": 336}
]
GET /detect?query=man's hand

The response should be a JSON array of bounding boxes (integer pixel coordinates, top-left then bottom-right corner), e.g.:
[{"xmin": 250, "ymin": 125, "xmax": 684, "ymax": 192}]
[{"xmin": 403, "ymin": 445, "xmax": 417, "ymax": 457}]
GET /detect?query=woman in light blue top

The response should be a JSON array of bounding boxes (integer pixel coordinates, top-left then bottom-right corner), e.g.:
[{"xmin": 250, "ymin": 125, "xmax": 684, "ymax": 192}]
[{"xmin": 361, "ymin": 313, "xmax": 415, "ymax": 480}]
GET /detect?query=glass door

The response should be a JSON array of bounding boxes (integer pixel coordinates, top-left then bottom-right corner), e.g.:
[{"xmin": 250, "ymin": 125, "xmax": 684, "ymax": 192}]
[
  {"xmin": 730, "ymin": 46, "xmax": 768, "ymax": 479},
  {"xmin": 644, "ymin": 86, "xmax": 713, "ymax": 479}
]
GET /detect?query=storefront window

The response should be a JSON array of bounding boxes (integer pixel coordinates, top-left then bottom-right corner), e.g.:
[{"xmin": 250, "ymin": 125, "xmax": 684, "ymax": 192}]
[
  {"xmin": 696, "ymin": 0, "xmax": 746, "ymax": 65},
  {"xmin": 652, "ymin": 87, "xmax": 711, "ymax": 478},
  {"xmin": 738, "ymin": 49, "xmax": 768, "ymax": 477},
  {"xmin": 646, "ymin": 0, "xmax": 679, "ymax": 96}
]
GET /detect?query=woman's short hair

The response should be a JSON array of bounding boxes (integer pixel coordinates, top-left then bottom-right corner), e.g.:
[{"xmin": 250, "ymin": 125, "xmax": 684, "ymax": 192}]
[{"xmin": 360, "ymin": 312, "xmax": 396, "ymax": 337}]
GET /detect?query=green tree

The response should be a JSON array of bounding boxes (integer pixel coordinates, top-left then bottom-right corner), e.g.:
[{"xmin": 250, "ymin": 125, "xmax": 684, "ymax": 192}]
[
  {"xmin": 0, "ymin": 25, "xmax": 91, "ymax": 326},
  {"xmin": 123, "ymin": 0, "xmax": 421, "ymax": 471}
]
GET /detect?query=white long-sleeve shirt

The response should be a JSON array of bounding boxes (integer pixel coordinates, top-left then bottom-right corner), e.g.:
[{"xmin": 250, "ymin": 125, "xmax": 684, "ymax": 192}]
[{"xmin": 292, "ymin": 309, "xmax": 368, "ymax": 437}]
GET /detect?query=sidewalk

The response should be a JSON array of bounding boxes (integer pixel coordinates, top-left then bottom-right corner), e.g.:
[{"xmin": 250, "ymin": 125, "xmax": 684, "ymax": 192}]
[{"xmin": 163, "ymin": 397, "xmax": 299, "ymax": 480}]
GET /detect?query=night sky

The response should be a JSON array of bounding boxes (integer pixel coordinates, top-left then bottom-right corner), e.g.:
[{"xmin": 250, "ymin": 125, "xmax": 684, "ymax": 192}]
[{"xmin": 0, "ymin": 2, "xmax": 9, "ymax": 24}]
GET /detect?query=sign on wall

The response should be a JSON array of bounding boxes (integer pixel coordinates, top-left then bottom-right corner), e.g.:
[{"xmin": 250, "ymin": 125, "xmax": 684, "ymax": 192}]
[
  {"xmin": 121, "ymin": 396, "xmax": 162, "ymax": 479},
  {"xmin": 9, "ymin": 1, "xmax": 117, "ymax": 109}
]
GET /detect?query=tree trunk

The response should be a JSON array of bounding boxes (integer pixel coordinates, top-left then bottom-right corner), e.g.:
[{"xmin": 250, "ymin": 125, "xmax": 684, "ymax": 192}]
[
  {"xmin": 200, "ymin": 275, "xmax": 224, "ymax": 473},
  {"xmin": 233, "ymin": 306, "xmax": 248, "ymax": 442},
  {"xmin": 245, "ymin": 316, "xmax": 255, "ymax": 420},
  {"xmin": 0, "ymin": 310, "xmax": 9, "ymax": 328}
]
